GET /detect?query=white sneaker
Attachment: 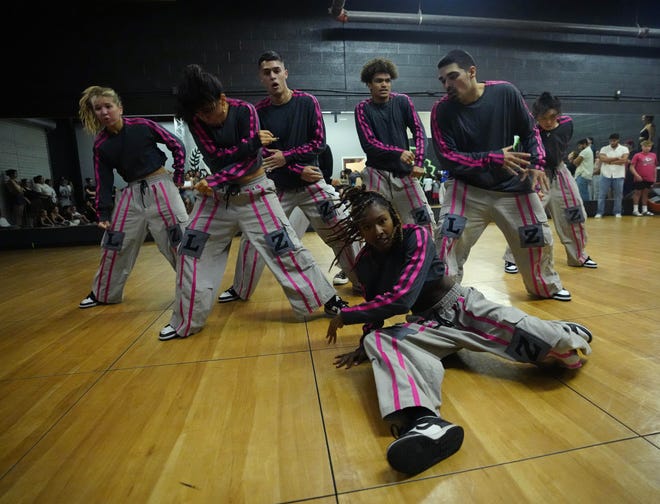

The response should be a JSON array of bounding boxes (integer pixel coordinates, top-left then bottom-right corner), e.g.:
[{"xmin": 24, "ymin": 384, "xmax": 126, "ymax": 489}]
[
  {"xmin": 159, "ymin": 324, "xmax": 180, "ymax": 341},
  {"xmin": 332, "ymin": 271, "xmax": 349, "ymax": 285},
  {"xmin": 504, "ymin": 261, "xmax": 519, "ymax": 274},
  {"xmin": 582, "ymin": 257, "xmax": 598, "ymax": 268},
  {"xmin": 218, "ymin": 287, "xmax": 240, "ymax": 303},
  {"xmin": 644, "ymin": 211, "xmax": 654, "ymax": 216},
  {"xmin": 632, "ymin": 210, "xmax": 642, "ymax": 216},
  {"xmin": 551, "ymin": 289, "xmax": 572, "ymax": 302},
  {"xmin": 79, "ymin": 292, "xmax": 101, "ymax": 309},
  {"xmin": 594, "ymin": 214, "xmax": 602, "ymax": 219},
  {"xmin": 615, "ymin": 214, "xmax": 622, "ymax": 218}
]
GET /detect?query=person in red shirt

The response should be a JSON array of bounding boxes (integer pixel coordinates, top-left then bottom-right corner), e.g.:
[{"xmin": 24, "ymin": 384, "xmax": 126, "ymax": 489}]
[{"xmin": 629, "ymin": 140, "xmax": 658, "ymax": 216}]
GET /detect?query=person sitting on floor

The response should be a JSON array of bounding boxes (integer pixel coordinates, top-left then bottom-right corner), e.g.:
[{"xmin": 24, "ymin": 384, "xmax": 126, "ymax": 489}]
[{"xmin": 325, "ymin": 187, "xmax": 593, "ymax": 476}]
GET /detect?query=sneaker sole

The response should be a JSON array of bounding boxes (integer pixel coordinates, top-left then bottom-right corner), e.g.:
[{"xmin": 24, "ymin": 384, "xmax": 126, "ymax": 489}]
[
  {"xmin": 552, "ymin": 294, "xmax": 572, "ymax": 302},
  {"xmin": 387, "ymin": 425, "xmax": 464, "ymax": 475},
  {"xmin": 582, "ymin": 263, "xmax": 598, "ymax": 268},
  {"xmin": 159, "ymin": 331, "xmax": 180, "ymax": 341},
  {"xmin": 217, "ymin": 296, "xmax": 240, "ymax": 304},
  {"xmin": 79, "ymin": 302, "xmax": 99, "ymax": 309},
  {"xmin": 333, "ymin": 278, "xmax": 349, "ymax": 285},
  {"xmin": 504, "ymin": 268, "xmax": 518, "ymax": 274}
]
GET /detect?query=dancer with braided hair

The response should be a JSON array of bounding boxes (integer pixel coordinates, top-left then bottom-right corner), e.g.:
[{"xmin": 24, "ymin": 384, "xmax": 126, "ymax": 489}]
[{"xmin": 325, "ymin": 187, "xmax": 593, "ymax": 476}]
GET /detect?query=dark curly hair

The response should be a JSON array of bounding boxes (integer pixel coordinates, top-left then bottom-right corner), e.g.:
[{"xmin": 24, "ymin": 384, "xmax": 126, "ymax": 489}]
[{"xmin": 360, "ymin": 58, "xmax": 399, "ymax": 84}]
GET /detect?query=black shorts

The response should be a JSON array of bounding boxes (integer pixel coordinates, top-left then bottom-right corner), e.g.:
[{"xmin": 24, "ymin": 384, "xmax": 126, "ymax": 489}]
[{"xmin": 632, "ymin": 180, "xmax": 653, "ymax": 190}]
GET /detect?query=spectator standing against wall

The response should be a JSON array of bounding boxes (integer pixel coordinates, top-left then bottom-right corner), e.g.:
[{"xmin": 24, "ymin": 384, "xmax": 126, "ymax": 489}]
[
  {"xmin": 571, "ymin": 138, "xmax": 594, "ymax": 202},
  {"xmin": 639, "ymin": 114, "xmax": 656, "ymax": 152},
  {"xmin": 4, "ymin": 169, "xmax": 29, "ymax": 227},
  {"xmin": 629, "ymin": 140, "xmax": 657, "ymax": 216},
  {"xmin": 595, "ymin": 133, "xmax": 629, "ymax": 218}
]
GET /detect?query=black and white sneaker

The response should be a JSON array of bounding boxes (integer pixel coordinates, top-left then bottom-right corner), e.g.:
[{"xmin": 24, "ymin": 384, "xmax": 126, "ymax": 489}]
[
  {"xmin": 324, "ymin": 295, "xmax": 349, "ymax": 316},
  {"xmin": 565, "ymin": 322, "xmax": 593, "ymax": 343},
  {"xmin": 79, "ymin": 291, "xmax": 101, "ymax": 309},
  {"xmin": 333, "ymin": 271, "xmax": 349, "ymax": 285},
  {"xmin": 582, "ymin": 257, "xmax": 598, "ymax": 268},
  {"xmin": 551, "ymin": 289, "xmax": 572, "ymax": 302},
  {"xmin": 504, "ymin": 261, "xmax": 519, "ymax": 274},
  {"xmin": 386, "ymin": 416, "xmax": 464, "ymax": 475},
  {"xmin": 218, "ymin": 287, "xmax": 240, "ymax": 303},
  {"xmin": 159, "ymin": 324, "xmax": 181, "ymax": 341}
]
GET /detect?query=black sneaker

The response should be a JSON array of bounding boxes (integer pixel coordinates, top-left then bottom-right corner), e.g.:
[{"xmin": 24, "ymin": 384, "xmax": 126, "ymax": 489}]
[
  {"xmin": 504, "ymin": 261, "xmax": 519, "ymax": 274},
  {"xmin": 324, "ymin": 295, "xmax": 349, "ymax": 316},
  {"xmin": 386, "ymin": 416, "xmax": 464, "ymax": 475},
  {"xmin": 79, "ymin": 291, "xmax": 101, "ymax": 309},
  {"xmin": 565, "ymin": 322, "xmax": 593, "ymax": 343},
  {"xmin": 333, "ymin": 271, "xmax": 349, "ymax": 285},
  {"xmin": 218, "ymin": 287, "xmax": 240, "ymax": 303}
]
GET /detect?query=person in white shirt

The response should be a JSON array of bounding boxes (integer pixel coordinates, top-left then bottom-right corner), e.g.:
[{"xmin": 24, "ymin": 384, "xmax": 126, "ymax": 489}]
[
  {"xmin": 33, "ymin": 175, "xmax": 58, "ymax": 205},
  {"xmin": 595, "ymin": 133, "xmax": 629, "ymax": 218},
  {"xmin": 571, "ymin": 138, "xmax": 594, "ymax": 202}
]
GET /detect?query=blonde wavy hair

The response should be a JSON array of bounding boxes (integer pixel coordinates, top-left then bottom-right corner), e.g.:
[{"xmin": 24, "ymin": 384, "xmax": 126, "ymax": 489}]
[{"xmin": 78, "ymin": 86, "xmax": 122, "ymax": 134}]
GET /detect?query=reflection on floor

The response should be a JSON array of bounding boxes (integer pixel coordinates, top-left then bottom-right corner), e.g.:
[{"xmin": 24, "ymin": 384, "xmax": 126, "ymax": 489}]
[{"xmin": 0, "ymin": 217, "xmax": 658, "ymax": 502}]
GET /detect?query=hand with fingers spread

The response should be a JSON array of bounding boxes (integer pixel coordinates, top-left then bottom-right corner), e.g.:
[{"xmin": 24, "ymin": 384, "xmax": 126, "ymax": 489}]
[
  {"xmin": 325, "ymin": 315, "xmax": 344, "ymax": 345},
  {"xmin": 326, "ymin": 315, "xmax": 368, "ymax": 369},
  {"xmin": 501, "ymin": 145, "xmax": 531, "ymax": 176},
  {"xmin": 527, "ymin": 169, "xmax": 550, "ymax": 194},
  {"xmin": 333, "ymin": 346, "xmax": 368, "ymax": 369},
  {"xmin": 262, "ymin": 149, "xmax": 285, "ymax": 173}
]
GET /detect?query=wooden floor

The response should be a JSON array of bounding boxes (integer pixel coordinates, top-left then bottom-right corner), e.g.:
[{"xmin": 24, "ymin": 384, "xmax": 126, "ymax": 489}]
[{"xmin": 0, "ymin": 216, "xmax": 658, "ymax": 503}]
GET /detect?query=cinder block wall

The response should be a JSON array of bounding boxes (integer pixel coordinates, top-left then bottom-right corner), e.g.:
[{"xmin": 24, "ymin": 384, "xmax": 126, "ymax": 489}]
[{"xmin": 4, "ymin": 3, "xmax": 658, "ymax": 155}]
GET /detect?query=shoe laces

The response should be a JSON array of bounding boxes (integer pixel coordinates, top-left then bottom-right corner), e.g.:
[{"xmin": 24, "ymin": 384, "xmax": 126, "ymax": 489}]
[{"xmin": 335, "ymin": 296, "xmax": 349, "ymax": 308}]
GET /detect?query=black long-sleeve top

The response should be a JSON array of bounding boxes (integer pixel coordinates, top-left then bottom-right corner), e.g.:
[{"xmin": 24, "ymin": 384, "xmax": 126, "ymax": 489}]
[
  {"xmin": 256, "ymin": 90, "xmax": 326, "ymax": 190},
  {"xmin": 354, "ymin": 92, "xmax": 427, "ymax": 177},
  {"xmin": 541, "ymin": 115, "xmax": 573, "ymax": 180},
  {"xmin": 339, "ymin": 224, "xmax": 445, "ymax": 336},
  {"xmin": 188, "ymin": 98, "xmax": 263, "ymax": 189},
  {"xmin": 431, "ymin": 81, "xmax": 546, "ymax": 193},
  {"xmin": 93, "ymin": 117, "xmax": 185, "ymax": 221}
]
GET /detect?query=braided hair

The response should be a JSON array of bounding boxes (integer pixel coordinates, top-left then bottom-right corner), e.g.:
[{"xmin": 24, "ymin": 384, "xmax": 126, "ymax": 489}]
[{"xmin": 328, "ymin": 186, "xmax": 403, "ymax": 268}]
